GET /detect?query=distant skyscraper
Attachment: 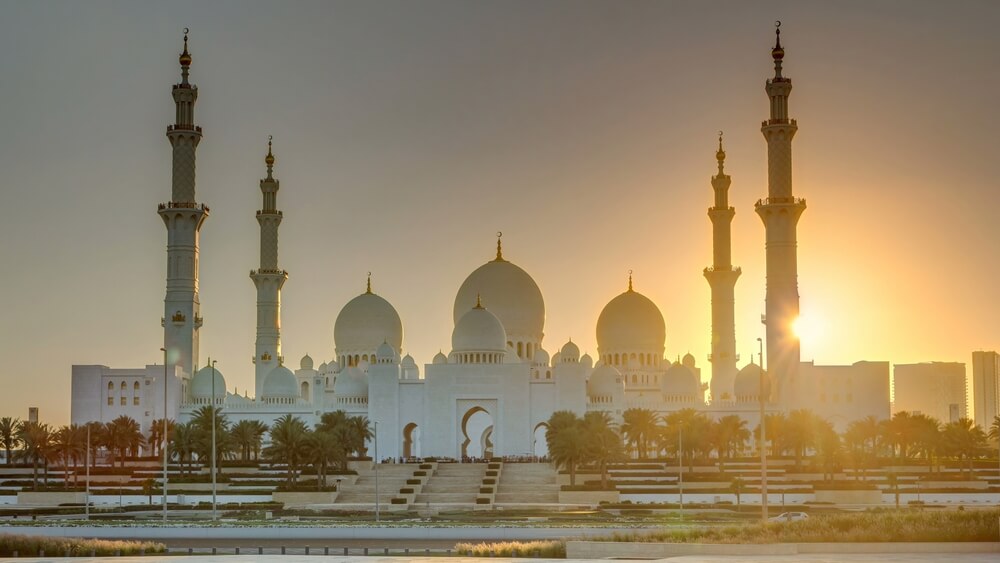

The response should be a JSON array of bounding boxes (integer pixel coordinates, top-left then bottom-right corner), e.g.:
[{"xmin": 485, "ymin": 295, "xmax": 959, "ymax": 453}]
[
  {"xmin": 705, "ymin": 134, "xmax": 741, "ymax": 403},
  {"xmin": 893, "ymin": 362, "xmax": 967, "ymax": 422},
  {"xmin": 970, "ymin": 351, "xmax": 999, "ymax": 428},
  {"xmin": 756, "ymin": 24, "xmax": 806, "ymax": 406}
]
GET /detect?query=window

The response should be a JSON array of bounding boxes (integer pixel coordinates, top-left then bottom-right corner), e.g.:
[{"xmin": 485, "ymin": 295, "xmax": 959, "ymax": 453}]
[
  {"xmin": 108, "ymin": 396, "xmax": 113, "ymax": 406},
  {"xmin": 120, "ymin": 396, "xmax": 126, "ymax": 406}
]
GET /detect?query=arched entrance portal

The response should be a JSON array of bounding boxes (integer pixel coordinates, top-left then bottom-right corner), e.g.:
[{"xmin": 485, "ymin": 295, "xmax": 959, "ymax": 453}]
[
  {"xmin": 532, "ymin": 423, "xmax": 549, "ymax": 458},
  {"xmin": 402, "ymin": 422, "xmax": 420, "ymax": 459},
  {"xmin": 461, "ymin": 407, "xmax": 495, "ymax": 459}
]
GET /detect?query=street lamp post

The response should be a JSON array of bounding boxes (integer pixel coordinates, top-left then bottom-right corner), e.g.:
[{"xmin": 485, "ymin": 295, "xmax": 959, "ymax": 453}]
[
  {"xmin": 758, "ymin": 337, "xmax": 768, "ymax": 523},
  {"xmin": 85, "ymin": 425, "xmax": 90, "ymax": 520},
  {"xmin": 210, "ymin": 358, "xmax": 218, "ymax": 521},
  {"xmin": 160, "ymin": 347, "xmax": 169, "ymax": 522},
  {"xmin": 678, "ymin": 426, "xmax": 683, "ymax": 521},
  {"xmin": 373, "ymin": 420, "xmax": 380, "ymax": 523}
]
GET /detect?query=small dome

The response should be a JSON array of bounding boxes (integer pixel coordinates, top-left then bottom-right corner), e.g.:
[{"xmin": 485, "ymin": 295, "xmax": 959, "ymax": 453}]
[
  {"xmin": 661, "ymin": 363, "xmax": 700, "ymax": 396},
  {"xmin": 560, "ymin": 340, "xmax": 580, "ymax": 362},
  {"xmin": 596, "ymin": 286, "xmax": 666, "ymax": 356},
  {"xmin": 433, "ymin": 351, "xmax": 448, "ymax": 364},
  {"xmin": 375, "ymin": 341, "xmax": 397, "ymax": 363},
  {"xmin": 452, "ymin": 302, "xmax": 507, "ymax": 353},
  {"xmin": 333, "ymin": 366, "xmax": 368, "ymax": 397},
  {"xmin": 334, "ymin": 290, "xmax": 403, "ymax": 357},
  {"xmin": 191, "ymin": 365, "xmax": 226, "ymax": 398},
  {"xmin": 454, "ymin": 250, "xmax": 545, "ymax": 342},
  {"xmin": 533, "ymin": 348, "xmax": 550, "ymax": 366},
  {"xmin": 262, "ymin": 365, "xmax": 298, "ymax": 398},
  {"xmin": 580, "ymin": 353, "xmax": 594, "ymax": 368},
  {"xmin": 735, "ymin": 361, "xmax": 769, "ymax": 398},
  {"xmin": 588, "ymin": 365, "xmax": 624, "ymax": 398},
  {"xmin": 402, "ymin": 354, "xmax": 417, "ymax": 368},
  {"xmin": 682, "ymin": 352, "xmax": 696, "ymax": 369},
  {"xmin": 551, "ymin": 351, "xmax": 562, "ymax": 366},
  {"xmin": 300, "ymin": 354, "xmax": 314, "ymax": 371},
  {"xmin": 318, "ymin": 361, "xmax": 328, "ymax": 372}
]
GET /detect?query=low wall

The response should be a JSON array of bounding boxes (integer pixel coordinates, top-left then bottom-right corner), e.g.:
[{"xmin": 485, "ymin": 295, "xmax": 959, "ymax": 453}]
[
  {"xmin": 814, "ymin": 489, "xmax": 882, "ymax": 504},
  {"xmin": 272, "ymin": 491, "xmax": 337, "ymax": 508},
  {"xmin": 558, "ymin": 490, "xmax": 619, "ymax": 505},
  {"xmin": 566, "ymin": 541, "xmax": 1000, "ymax": 559},
  {"xmin": 17, "ymin": 491, "xmax": 87, "ymax": 506}
]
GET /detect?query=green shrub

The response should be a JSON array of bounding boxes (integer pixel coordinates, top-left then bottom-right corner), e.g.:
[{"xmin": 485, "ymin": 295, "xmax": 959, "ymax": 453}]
[
  {"xmin": 486, "ymin": 471, "xmax": 498, "ymax": 477},
  {"xmin": 413, "ymin": 471, "xmax": 426, "ymax": 477},
  {"xmin": 479, "ymin": 487, "xmax": 493, "ymax": 494},
  {"xmin": 419, "ymin": 464, "xmax": 432, "ymax": 470},
  {"xmin": 475, "ymin": 497, "xmax": 491, "ymax": 505},
  {"xmin": 390, "ymin": 498, "xmax": 407, "ymax": 505},
  {"xmin": 399, "ymin": 488, "xmax": 414, "ymax": 494},
  {"xmin": 406, "ymin": 479, "xmax": 421, "ymax": 485},
  {"xmin": 483, "ymin": 478, "xmax": 496, "ymax": 485}
]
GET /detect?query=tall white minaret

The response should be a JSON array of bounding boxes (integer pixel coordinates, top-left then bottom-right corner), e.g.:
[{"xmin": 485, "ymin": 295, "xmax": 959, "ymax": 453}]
[
  {"xmin": 251, "ymin": 137, "xmax": 288, "ymax": 398},
  {"xmin": 159, "ymin": 30, "xmax": 207, "ymax": 377},
  {"xmin": 704, "ymin": 133, "xmax": 741, "ymax": 403},
  {"xmin": 755, "ymin": 23, "xmax": 806, "ymax": 406}
]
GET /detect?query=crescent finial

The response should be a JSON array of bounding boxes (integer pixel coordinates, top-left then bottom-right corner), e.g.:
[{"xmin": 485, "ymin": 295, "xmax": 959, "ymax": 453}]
[{"xmin": 775, "ymin": 20, "xmax": 781, "ymax": 28}]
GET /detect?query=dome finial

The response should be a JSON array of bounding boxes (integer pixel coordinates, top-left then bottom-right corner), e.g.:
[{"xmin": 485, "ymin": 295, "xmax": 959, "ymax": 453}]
[
  {"xmin": 771, "ymin": 21, "xmax": 785, "ymax": 78},
  {"xmin": 475, "ymin": 293, "xmax": 483, "ymax": 309},
  {"xmin": 716, "ymin": 130, "xmax": 726, "ymax": 173},
  {"xmin": 366, "ymin": 271, "xmax": 372, "ymax": 294},
  {"xmin": 178, "ymin": 28, "xmax": 192, "ymax": 84},
  {"xmin": 265, "ymin": 135, "xmax": 275, "ymax": 177},
  {"xmin": 495, "ymin": 231, "xmax": 504, "ymax": 261},
  {"xmin": 627, "ymin": 269, "xmax": 633, "ymax": 292}
]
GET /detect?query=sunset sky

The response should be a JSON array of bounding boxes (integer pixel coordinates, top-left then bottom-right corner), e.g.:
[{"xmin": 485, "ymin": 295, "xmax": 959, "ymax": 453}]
[{"xmin": 0, "ymin": 1, "xmax": 997, "ymax": 424}]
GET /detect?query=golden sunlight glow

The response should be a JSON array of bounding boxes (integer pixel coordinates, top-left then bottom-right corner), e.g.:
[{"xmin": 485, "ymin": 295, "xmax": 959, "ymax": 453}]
[{"xmin": 792, "ymin": 314, "xmax": 824, "ymax": 345}]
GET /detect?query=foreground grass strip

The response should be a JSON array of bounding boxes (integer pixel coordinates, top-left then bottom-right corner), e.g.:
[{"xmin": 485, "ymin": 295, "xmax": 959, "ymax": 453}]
[
  {"xmin": 593, "ymin": 509, "xmax": 1000, "ymax": 544},
  {"xmin": 455, "ymin": 539, "xmax": 566, "ymax": 558},
  {"xmin": 0, "ymin": 533, "xmax": 166, "ymax": 556}
]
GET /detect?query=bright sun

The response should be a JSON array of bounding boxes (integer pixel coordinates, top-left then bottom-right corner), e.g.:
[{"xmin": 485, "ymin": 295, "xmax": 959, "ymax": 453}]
[{"xmin": 792, "ymin": 315, "xmax": 823, "ymax": 343}]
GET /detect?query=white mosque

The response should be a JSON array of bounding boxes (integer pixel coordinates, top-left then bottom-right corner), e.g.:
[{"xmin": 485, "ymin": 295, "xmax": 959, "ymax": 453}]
[{"xmin": 70, "ymin": 27, "xmax": 889, "ymax": 459}]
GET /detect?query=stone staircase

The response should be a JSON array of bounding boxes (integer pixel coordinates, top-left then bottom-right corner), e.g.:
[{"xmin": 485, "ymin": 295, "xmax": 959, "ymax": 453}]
[
  {"xmin": 413, "ymin": 463, "xmax": 486, "ymax": 506},
  {"xmin": 494, "ymin": 462, "xmax": 559, "ymax": 505},
  {"xmin": 334, "ymin": 464, "xmax": 414, "ymax": 505}
]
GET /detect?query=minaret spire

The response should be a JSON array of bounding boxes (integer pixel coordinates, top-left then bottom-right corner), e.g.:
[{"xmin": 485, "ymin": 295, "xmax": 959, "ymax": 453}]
[
  {"xmin": 627, "ymin": 270, "xmax": 633, "ymax": 292},
  {"xmin": 705, "ymin": 132, "xmax": 741, "ymax": 404},
  {"xmin": 756, "ymin": 23, "xmax": 806, "ymax": 407},
  {"xmin": 250, "ymin": 136, "xmax": 288, "ymax": 398},
  {"xmin": 495, "ymin": 231, "xmax": 504, "ymax": 261},
  {"xmin": 366, "ymin": 272, "xmax": 372, "ymax": 294},
  {"xmin": 159, "ymin": 29, "xmax": 207, "ymax": 380}
]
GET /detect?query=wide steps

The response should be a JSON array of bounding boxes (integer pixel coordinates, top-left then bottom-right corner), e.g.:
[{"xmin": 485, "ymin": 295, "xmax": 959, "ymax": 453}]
[
  {"xmin": 414, "ymin": 492, "xmax": 478, "ymax": 503},
  {"xmin": 495, "ymin": 492, "xmax": 558, "ymax": 504}
]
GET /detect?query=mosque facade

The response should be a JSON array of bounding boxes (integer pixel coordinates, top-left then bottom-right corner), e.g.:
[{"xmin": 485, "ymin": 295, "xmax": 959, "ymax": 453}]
[{"xmin": 70, "ymin": 27, "xmax": 889, "ymax": 459}]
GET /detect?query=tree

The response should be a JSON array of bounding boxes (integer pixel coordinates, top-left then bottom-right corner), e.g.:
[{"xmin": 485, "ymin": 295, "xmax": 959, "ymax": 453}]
[
  {"xmin": 169, "ymin": 422, "xmax": 197, "ymax": 476},
  {"xmin": 0, "ymin": 417, "xmax": 21, "ymax": 466},
  {"xmin": 148, "ymin": 418, "xmax": 175, "ymax": 458},
  {"xmin": 663, "ymin": 409, "xmax": 713, "ymax": 471},
  {"xmin": 142, "ymin": 477, "xmax": 157, "ymax": 505},
  {"xmin": 348, "ymin": 416, "xmax": 373, "ymax": 458},
  {"xmin": 545, "ymin": 411, "xmax": 586, "ymax": 486},
  {"xmin": 712, "ymin": 415, "xmax": 750, "ymax": 468},
  {"xmin": 987, "ymin": 415, "xmax": 1000, "ymax": 446},
  {"xmin": 911, "ymin": 414, "xmax": 942, "ymax": 471},
  {"xmin": 16, "ymin": 421, "xmax": 52, "ymax": 490},
  {"xmin": 306, "ymin": 429, "xmax": 347, "ymax": 490},
  {"xmin": 53, "ymin": 425, "xmax": 86, "ymax": 489},
  {"xmin": 621, "ymin": 408, "xmax": 660, "ymax": 459},
  {"xmin": 884, "ymin": 411, "xmax": 920, "ymax": 459},
  {"xmin": 230, "ymin": 420, "xmax": 268, "ymax": 462},
  {"xmin": 754, "ymin": 412, "xmax": 787, "ymax": 458},
  {"xmin": 940, "ymin": 418, "xmax": 989, "ymax": 476},
  {"xmin": 730, "ymin": 476, "xmax": 745, "ymax": 509},
  {"xmin": 582, "ymin": 411, "xmax": 624, "ymax": 489},
  {"xmin": 785, "ymin": 409, "xmax": 821, "ymax": 471},
  {"xmin": 103, "ymin": 416, "xmax": 145, "ymax": 467},
  {"xmin": 815, "ymin": 422, "xmax": 842, "ymax": 481},
  {"xmin": 190, "ymin": 406, "xmax": 232, "ymax": 476},
  {"xmin": 264, "ymin": 414, "xmax": 311, "ymax": 485}
]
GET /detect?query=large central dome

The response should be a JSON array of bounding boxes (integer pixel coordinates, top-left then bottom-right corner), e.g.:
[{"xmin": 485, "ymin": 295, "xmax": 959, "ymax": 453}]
[
  {"xmin": 453, "ymin": 241, "xmax": 544, "ymax": 343},
  {"xmin": 334, "ymin": 282, "xmax": 403, "ymax": 359},
  {"xmin": 596, "ymin": 280, "xmax": 665, "ymax": 358}
]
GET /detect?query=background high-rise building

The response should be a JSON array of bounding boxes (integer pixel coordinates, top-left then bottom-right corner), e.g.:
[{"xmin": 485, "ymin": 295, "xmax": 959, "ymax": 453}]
[
  {"xmin": 970, "ymin": 351, "xmax": 999, "ymax": 428},
  {"xmin": 892, "ymin": 362, "xmax": 967, "ymax": 422}
]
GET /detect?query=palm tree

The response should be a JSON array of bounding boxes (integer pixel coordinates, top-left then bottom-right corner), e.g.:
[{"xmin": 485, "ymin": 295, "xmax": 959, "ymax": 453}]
[
  {"xmin": 712, "ymin": 415, "xmax": 750, "ymax": 469},
  {"xmin": 0, "ymin": 417, "xmax": 21, "ymax": 465},
  {"xmin": 190, "ymin": 406, "xmax": 231, "ymax": 476},
  {"xmin": 347, "ymin": 416, "xmax": 373, "ymax": 458},
  {"xmin": 582, "ymin": 411, "xmax": 623, "ymax": 489},
  {"xmin": 84, "ymin": 421, "xmax": 104, "ymax": 469},
  {"xmin": 230, "ymin": 419, "xmax": 268, "ymax": 462},
  {"xmin": 169, "ymin": 422, "xmax": 197, "ymax": 475},
  {"xmin": 148, "ymin": 418, "xmax": 175, "ymax": 458},
  {"xmin": 785, "ymin": 409, "xmax": 820, "ymax": 471},
  {"xmin": 264, "ymin": 414, "xmax": 311, "ymax": 485},
  {"xmin": 730, "ymin": 476, "xmax": 745, "ymax": 509},
  {"xmin": 103, "ymin": 416, "xmax": 145, "ymax": 467},
  {"xmin": 755, "ymin": 412, "xmax": 788, "ymax": 458},
  {"xmin": 885, "ymin": 411, "xmax": 920, "ymax": 459},
  {"xmin": 941, "ymin": 418, "xmax": 988, "ymax": 476},
  {"xmin": 52, "ymin": 425, "xmax": 86, "ymax": 489},
  {"xmin": 663, "ymin": 409, "xmax": 712, "ymax": 471},
  {"xmin": 815, "ymin": 421, "xmax": 842, "ymax": 480},
  {"xmin": 545, "ymin": 411, "xmax": 586, "ymax": 486},
  {"xmin": 307, "ymin": 429, "xmax": 347, "ymax": 490},
  {"xmin": 16, "ymin": 421, "xmax": 52, "ymax": 490},
  {"xmin": 987, "ymin": 415, "xmax": 1000, "ymax": 446},
  {"xmin": 911, "ymin": 413, "xmax": 942, "ymax": 471},
  {"xmin": 621, "ymin": 408, "xmax": 660, "ymax": 459}
]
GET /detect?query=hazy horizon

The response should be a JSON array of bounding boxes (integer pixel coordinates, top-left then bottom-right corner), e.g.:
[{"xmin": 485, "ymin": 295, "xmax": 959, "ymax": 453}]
[{"xmin": 1, "ymin": 0, "xmax": 998, "ymax": 424}]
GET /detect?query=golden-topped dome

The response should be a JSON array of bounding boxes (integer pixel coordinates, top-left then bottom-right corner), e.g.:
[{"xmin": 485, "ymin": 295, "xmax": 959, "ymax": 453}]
[
  {"xmin": 179, "ymin": 29, "xmax": 192, "ymax": 67},
  {"xmin": 265, "ymin": 135, "xmax": 275, "ymax": 167}
]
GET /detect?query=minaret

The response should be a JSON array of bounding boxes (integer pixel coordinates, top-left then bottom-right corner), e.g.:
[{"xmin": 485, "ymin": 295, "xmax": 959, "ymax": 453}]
[
  {"xmin": 250, "ymin": 137, "xmax": 288, "ymax": 398},
  {"xmin": 158, "ymin": 30, "xmax": 207, "ymax": 377},
  {"xmin": 704, "ymin": 133, "xmax": 741, "ymax": 403},
  {"xmin": 755, "ymin": 22, "xmax": 806, "ymax": 406}
]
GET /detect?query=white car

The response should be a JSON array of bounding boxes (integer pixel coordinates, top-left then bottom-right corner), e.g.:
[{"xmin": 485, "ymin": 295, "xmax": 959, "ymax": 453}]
[{"xmin": 769, "ymin": 511, "xmax": 809, "ymax": 522}]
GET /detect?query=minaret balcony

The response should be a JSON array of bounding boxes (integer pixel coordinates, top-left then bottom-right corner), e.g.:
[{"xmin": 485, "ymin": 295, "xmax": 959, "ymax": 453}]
[
  {"xmin": 159, "ymin": 202, "xmax": 210, "ymax": 212},
  {"xmin": 250, "ymin": 268, "xmax": 288, "ymax": 276},
  {"xmin": 755, "ymin": 197, "xmax": 805, "ymax": 207},
  {"xmin": 166, "ymin": 124, "xmax": 202, "ymax": 133},
  {"xmin": 256, "ymin": 210, "xmax": 283, "ymax": 217},
  {"xmin": 704, "ymin": 266, "xmax": 742, "ymax": 274}
]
